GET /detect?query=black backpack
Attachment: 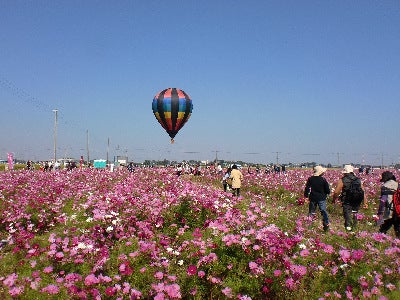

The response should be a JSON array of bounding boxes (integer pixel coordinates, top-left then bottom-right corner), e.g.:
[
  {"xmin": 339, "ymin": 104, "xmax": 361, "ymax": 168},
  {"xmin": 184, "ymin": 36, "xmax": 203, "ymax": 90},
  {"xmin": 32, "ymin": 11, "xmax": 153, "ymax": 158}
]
[{"xmin": 346, "ymin": 177, "xmax": 364, "ymax": 205}]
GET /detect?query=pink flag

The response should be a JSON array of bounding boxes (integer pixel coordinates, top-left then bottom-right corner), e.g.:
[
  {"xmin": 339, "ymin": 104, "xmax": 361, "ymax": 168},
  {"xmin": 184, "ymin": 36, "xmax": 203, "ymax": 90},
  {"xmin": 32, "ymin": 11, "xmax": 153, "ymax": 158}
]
[{"xmin": 7, "ymin": 153, "xmax": 14, "ymax": 170}]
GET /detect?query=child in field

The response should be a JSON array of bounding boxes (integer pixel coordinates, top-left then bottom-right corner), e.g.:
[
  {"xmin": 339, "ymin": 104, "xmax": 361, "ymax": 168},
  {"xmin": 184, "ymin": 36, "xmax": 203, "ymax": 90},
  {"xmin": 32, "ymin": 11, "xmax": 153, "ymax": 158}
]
[{"xmin": 222, "ymin": 167, "xmax": 232, "ymax": 192}]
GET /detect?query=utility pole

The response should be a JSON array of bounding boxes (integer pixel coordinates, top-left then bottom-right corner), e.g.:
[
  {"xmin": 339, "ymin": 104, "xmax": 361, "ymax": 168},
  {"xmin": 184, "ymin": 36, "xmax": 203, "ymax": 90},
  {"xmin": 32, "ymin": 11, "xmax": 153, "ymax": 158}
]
[
  {"xmin": 272, "ymin": 151, "xmax": 281, "ymax": 164},
  {"xmin": 107, "ymin": 137, "xmax": 110, "ymax": 164},
  {"xmin": 330, "ymin": 152, "xmax": 344, "ymax": 167},
  {"xmin": 212, "ymin": 150, "xmax": 219, "ymax": 164},
  {"xmin": 336, "ymin": 152, "xmax": 344, "ymax": 166},
  {"xmin": 52, "ymin": 109, "xmax": 58, "ymax": 164},
  {"xmin": 86, "ymin": 129, "xmax": 90, "ymax": 163}
]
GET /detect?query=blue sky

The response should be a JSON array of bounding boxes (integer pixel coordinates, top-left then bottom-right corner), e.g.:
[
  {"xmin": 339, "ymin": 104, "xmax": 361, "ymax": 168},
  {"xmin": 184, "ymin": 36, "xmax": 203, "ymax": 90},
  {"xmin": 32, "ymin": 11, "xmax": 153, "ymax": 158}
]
[{"xmin": 1, "ymin": 1, "xmax": 399, "ymax": 165}]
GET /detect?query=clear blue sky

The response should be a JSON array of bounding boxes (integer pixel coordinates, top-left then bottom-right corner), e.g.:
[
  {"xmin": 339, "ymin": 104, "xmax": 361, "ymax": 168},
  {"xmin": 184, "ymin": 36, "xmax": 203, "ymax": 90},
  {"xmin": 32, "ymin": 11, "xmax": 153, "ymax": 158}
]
[{"xmin": 1, "ymin": 1, "xmax": 399, "ymax": 165}]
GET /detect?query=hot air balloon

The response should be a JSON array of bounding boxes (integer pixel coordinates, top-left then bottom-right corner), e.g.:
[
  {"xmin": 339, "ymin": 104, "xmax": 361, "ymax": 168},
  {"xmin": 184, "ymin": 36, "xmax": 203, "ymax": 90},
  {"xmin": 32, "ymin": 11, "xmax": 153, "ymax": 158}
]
[{"xmin": 152, "ymin": 88, "xmax": 193, "ymax": 143}]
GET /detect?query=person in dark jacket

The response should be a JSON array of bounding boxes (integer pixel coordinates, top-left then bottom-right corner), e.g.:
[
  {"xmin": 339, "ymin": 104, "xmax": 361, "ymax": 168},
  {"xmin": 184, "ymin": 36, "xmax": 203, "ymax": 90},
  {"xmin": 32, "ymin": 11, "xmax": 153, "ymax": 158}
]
[
  {"xmin": 304, "ymin": 166, "xmax": 331, "ymax": 232},
  {"xmin": 376, "ymin": 171, "xmax": 399, "ymax": 237},
  {"xmin": 333, "ymin": 165, "xmax": 366, "ymax": 231}
]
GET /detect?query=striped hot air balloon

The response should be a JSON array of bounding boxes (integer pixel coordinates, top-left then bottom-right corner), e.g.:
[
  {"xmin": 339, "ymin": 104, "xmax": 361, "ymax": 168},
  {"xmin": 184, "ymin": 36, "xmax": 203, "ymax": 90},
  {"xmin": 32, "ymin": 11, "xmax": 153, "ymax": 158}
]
[{"xmin": 152, "ymin": 88, "xmax": 193, "ymax": 143}]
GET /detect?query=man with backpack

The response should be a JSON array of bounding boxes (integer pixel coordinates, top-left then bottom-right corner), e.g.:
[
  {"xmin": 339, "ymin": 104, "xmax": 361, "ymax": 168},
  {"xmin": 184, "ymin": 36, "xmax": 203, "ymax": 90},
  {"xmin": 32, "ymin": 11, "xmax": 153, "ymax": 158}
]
[
  {"xmin": 376, "ymin": 171, "xmax": 400, "ymax": 238},
  {"xmin": 333, "ymin": 165, "xmax": 366, "ymax": 231}
]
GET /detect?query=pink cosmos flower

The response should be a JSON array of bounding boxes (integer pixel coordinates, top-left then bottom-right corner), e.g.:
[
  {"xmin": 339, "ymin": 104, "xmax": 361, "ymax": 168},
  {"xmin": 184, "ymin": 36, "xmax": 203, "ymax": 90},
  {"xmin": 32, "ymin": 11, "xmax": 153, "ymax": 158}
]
[
  {"xmin": 84, "ymin": 274, "xmax": 100, "ymax": 286},
  {"xmin": 165, "ymin": 283, "xmax": 181, "ymax": 298},
  {"xmin": 371, "ymin": 286, "xmax": 380, "ymax": 295},
  {"xmin": 187, "ymin": 265, "xmax": 197, "ymax": 276},
  {"xmin": 222, "ymin": 287, "xmax": 233, "ymax": 298},
  {"xmin": 55, "ymin": 251, "xmax": 64, "ymax": 260},
  {"xmin": 331, "ymin": 266, "xmax": 339, "ymax": 275},
  {"xmin": 358, "ymin": 276, "xmax": 369, "ymax": 289},
  {"xmin": 273, "ymin": 269, "xmax": 282, "ymax": 277},
  {"xmin": 351, "ymin": 249, "xmax": 365, "ymax": 261},
  {"xmin": 131, "ymin": 289, "xmax": 143, "ymax": 299},
  {"xmin": 192, "ymin": 227, "xmax": 202, "ymax": 238},
  {"xmin": 43, "ymin": 266, "xmax": 53, "ymax": 273},
  {"xmin": 362, "ymin": 290, "xmax": 371, "ymax": 298},
  {"xmin": 105, "ymin": 286, "xmax": 116, "ymax": 296},
  {"xmin": 9, "ymin": 286, "xmax": 24, "ymax": 297},
  {"xmin": 322, "ymin": 243, "xmax": 335, "ymax": 254},
  {"xmin": 385, "ymin": 283, "xmax": 396, "ymax": 291},
  {"xmin": 41, "ymin": 284, "xmax": 60, "ymax": 294},
  {"xmin": 198, "ymin": 270, "xmax": 206, "ymax": 278},
  {"xmin": 119, "ymin": 262, "xmax": 133, "ymax": 276},
  {"xmin": 56, "ymin": 277, "xmax": 64, "ymax": 284},
  {"xmin": 333, "ymin": 291, "xmax": 342, "ymax": 298},
  {"xmin": 209, "ymin": 276, "xmax": 222, "ymax": 284},
  {"xmin": 168, "ymin": 275, "xmax": 177, "ymax": 281},
  {"xmin": 3, "ymin": 273, "xmax": 18, "ymax": 287},
  {"xmin": 374, "ymin": 274, "xmax": 383, "ymax": 286},
  {"xmin": 300, "ymin": 248, "xmax": 310, "ymax": 257},
  {"xmin": 249, "ymin": 261, "xmax": 264, "ymax": 275},
  {"xmin": 123, "ymin": 282, "xmax": 131, "ymax": 294},
  {"xmin": 383, "ymin": 268, "xmax": 393, "ymax": 275},
  {"xmin": 249, "ymin": 261, "xmax": 258, "ymax": 270},
  {"xmin": 154, "ymin": 271, "xmax": 164, "ymax": 280},
  {"xmin": 65, "ymin": 273, "xmax": 82, "ymax": 283},
  {"xmin": 190, "ymin": 288, "xmax": 197, "ymax": 295},
  {"xmin": 339, "ymin": 249, "xmax": 351, "ymax": 263},
  {"xmin": 285, "ymin": 277, "xmax": 296, "ymax": 290},
  {"xmin": 30, "ymin": 281, "xmax": 40, "ymax": 290},
  {"xmin": 154, "ymin": 293, "xmax": 165, "ymax": 300},
  {"xmin": 290, "ymin": 264, "xmax": 307, "ymax": 277}
]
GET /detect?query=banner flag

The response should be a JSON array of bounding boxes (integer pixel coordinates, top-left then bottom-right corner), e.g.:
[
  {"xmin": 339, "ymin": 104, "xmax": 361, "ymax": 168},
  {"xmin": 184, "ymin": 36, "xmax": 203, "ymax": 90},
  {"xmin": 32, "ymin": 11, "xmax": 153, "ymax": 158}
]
[{"xmin": 7, "ymin": 153, "xmax": 14, "ymax": 170}]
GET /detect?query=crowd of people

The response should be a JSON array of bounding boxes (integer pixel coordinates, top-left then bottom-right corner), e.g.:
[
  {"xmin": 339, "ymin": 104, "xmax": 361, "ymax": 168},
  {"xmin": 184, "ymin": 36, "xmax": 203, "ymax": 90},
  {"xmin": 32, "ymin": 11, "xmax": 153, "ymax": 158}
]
[
  {"xmin": 175, "ymin": 163, "xmax": 202, "ymax": 176},
  {"xmin": 304, "ymin": 164, "xmax": 399, "ymax": 237},
  {"xmin": 26, "ymin": 160, "xmax": 61, "ymax": 171}
]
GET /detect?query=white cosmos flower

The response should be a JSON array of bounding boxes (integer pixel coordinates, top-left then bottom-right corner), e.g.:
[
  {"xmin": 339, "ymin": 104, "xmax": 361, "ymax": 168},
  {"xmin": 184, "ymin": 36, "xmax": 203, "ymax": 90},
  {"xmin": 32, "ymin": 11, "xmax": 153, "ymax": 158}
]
[{"xmin": 77, "ymin": 242, "xmax": 87, "ymax": 249}]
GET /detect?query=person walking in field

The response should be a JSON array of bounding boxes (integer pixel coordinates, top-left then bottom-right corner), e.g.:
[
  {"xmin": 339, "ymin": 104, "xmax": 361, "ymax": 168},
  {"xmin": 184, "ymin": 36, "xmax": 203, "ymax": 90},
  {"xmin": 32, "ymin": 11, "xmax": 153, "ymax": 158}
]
[
  {"xmin": 375, "ymin": 171, "xmax": 399, "ymax": 238},
  {"xmin": 222, "ymin": 167, "xmax": 232, "ymax": 192},
  {"xmin": 304, "ymin": 165, "xmax": 331, "ymax": 232},
  {"xmin": 332, "ymin": 165, "xmax": 366, "ymax": 231},
  {"xmin": 229, "ymin": 164, "xmax": 243, "ymax": 197}
]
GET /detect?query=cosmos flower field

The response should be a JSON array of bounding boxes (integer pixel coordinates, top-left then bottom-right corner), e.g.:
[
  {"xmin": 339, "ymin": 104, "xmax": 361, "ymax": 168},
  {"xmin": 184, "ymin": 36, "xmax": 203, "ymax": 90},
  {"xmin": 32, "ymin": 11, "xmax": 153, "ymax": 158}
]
[{"xmin": 0, "ymin": 167, "xmax": 399, "ymax": 299}]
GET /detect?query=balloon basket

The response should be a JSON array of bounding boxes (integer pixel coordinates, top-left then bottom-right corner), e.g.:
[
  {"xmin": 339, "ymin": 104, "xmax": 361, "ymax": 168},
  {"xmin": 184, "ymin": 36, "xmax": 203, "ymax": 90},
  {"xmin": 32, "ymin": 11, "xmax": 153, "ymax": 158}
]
[{"xmin": 170, "ymin": 139, "xmax": 175, "ymax": 144}]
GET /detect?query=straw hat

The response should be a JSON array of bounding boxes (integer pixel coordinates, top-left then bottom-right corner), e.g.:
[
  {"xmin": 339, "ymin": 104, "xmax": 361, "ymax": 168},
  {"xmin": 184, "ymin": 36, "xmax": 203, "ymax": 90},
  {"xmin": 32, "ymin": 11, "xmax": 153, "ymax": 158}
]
[
  {"xmin": 313, "ymin": 165, "xmax": 327, "ymax": 176},
  {"xmin": 342, "ymin": 165, "xmax": 354, "ymax": 174}
]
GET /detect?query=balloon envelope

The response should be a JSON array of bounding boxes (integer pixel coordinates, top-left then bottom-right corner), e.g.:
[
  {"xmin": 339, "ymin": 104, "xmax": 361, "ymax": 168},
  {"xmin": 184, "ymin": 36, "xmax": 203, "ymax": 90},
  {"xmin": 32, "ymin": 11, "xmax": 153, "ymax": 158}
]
[{"xmin": 152, "ymin": 88, "xmax": 193, "ymax": 142}]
